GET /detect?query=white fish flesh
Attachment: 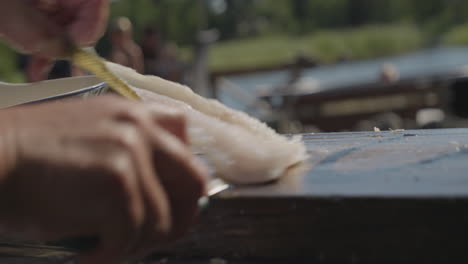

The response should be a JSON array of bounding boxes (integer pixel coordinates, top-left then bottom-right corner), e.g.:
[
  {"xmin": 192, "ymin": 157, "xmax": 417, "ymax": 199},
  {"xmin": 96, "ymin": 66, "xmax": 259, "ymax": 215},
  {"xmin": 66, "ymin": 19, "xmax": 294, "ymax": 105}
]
[{"xmin": 106, "ymin": 62, "xmax": 308, "ymax": 184}]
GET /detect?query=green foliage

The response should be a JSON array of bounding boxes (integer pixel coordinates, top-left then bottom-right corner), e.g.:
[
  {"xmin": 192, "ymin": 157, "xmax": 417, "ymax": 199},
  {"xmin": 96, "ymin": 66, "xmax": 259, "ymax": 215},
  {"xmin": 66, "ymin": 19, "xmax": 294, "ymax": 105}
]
[
  {"xmin": 110, "ymin": 0, "xmax": 202, "ymax": 44},
  {"xmin": 0, "ymin": 0, "xmax": 467, "ymax": 81},
  {"xmin": 443, "ymin": 23, "xmax": 468, "ymax": 45},
  {"xmin": 344, "ymin": 25, "xmax": 423, "ymax": 60},
  {"xmin": 209, "ymin": 24, "xmax": 423, "ymax": 71},
  {"xmin": 0, "ymin": 43, "xmax": 24, "ymax": 83},
  {"xmin": 106, "ymin": 0, "xmax": 468, "ymax": 45},
  {"xmin": 209, "ymin": 35, "xmax": 295, "ymax": 71}
]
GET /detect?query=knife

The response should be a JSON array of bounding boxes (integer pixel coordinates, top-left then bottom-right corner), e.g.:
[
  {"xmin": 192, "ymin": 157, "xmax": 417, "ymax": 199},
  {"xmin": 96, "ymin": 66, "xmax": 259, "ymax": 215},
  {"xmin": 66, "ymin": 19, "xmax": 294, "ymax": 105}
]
[{"xmin": 70, "ymin": 47, "xmax": 141, "ymax": 100}]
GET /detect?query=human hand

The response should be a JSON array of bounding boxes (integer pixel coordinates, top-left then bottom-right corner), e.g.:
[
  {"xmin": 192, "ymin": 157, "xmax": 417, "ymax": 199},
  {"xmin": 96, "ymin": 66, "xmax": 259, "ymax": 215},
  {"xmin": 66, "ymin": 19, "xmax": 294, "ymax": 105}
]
[
  {"xmin": 0, "ymin": 0, "xmax": 108, "ymax": 57},
  {"xmin": 0, "ymin": 96, "xmax": 207, "ymax": 263},
  {"xmin": 0, "ymin": 0, "xmax": 109, "ymax": 81}
]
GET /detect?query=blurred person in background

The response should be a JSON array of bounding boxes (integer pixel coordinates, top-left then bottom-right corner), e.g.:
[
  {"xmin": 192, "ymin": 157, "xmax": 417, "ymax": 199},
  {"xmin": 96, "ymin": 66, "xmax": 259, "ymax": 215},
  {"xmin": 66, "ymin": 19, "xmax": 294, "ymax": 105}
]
[
  {"xmin": 109, "ymin": 17, "xmax": 144, "ymax": 73},
  {"xmin": 142, "ymin": 26, "xmax": 163, "ymax": 75},
  {"xmin": 156, "ymin": 43, "xmax": 186, "ymax": 82},
  {"xmin": 141, "ymin": 25, "xmax": 185, "ymax": 82},
  {"xmin": 0, "ymin": 1, "xmax": 207, "ymax": 263}
]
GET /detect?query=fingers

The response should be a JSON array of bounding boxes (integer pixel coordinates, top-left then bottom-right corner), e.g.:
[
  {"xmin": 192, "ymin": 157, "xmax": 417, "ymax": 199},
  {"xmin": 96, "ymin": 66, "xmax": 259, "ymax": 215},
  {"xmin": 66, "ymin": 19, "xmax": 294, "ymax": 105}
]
[
  {"xmin": 79, "ymin": 120, "xmax": 171, "ymax": 263},
  {"xmin": 0, "ymin": 0, "xmax": 109, "ymax": 57},
  {"xmin": 136, "ymin": 103, "xmax": 208, "ymax": 234},
  {"xmin": 113, "ymin": 102, "xmax": 207, "ymax": 257},
  {"xmin": 123, "ymin": 126, "xmax": 181, "ymax": 258},
  {"xmin": 32, "ymin": 0, "xmax": 60, "ymax": 13},
  {"xmin": 149, "ymin": 124, "xmax": 208, "ymax": 239},
  {"xmin": 0, "ymin": 1, "xmax": 67, "ymax": 57},
  {"xmin": 7, "ymin": 96, "xmax": 208, "ymax": 262},
  {"xmin": 146, "ymin": 104, "xmax": 189, "ymax": 144},
  {"xmin": 68, "ymin": 0, "xmax": 109, "ymax": 46}
]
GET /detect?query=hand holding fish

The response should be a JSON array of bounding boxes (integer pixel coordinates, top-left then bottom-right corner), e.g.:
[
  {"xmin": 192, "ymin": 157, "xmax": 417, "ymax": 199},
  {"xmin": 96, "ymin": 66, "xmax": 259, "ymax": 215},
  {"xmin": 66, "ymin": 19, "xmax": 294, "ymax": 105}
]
[{"xmin": 0, "ymin": 96, "xmax": 208, "ymax": 264}]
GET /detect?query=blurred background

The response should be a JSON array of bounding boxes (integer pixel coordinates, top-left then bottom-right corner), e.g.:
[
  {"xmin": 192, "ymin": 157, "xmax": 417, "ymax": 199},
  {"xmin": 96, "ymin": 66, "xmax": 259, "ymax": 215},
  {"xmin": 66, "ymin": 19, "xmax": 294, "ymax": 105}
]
[{"xmin": 3, "ymin": 0, "xmax": 468, "ymax": 133}]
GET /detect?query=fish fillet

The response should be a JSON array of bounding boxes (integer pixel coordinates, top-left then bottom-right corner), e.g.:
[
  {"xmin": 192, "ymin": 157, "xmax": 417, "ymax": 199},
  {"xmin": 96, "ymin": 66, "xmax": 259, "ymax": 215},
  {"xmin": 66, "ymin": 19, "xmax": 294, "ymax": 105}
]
[{"xmin": 106, "ymin": 62, "xmax": 308, "ymax": 184}]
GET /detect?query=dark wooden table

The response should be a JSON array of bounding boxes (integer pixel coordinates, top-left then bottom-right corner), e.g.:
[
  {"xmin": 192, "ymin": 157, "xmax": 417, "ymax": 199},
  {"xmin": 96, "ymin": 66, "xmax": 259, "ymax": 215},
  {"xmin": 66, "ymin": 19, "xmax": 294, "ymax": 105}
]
[{"xmin": 1, "ymin": 129, "xmax": 468, "ymax": 263}]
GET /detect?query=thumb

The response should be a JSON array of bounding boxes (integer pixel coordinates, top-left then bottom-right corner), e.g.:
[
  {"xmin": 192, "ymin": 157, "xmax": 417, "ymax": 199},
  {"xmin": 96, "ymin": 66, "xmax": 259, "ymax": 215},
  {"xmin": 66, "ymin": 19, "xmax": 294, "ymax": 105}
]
[{"xmin": 0, "ymin": 0, "xmax": 68, "ymax": 57}]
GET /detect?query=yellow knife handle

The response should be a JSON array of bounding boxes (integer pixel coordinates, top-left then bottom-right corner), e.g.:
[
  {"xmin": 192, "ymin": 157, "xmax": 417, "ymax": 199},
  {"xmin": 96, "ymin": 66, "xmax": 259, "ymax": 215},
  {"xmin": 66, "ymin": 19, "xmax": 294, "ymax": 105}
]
[{"xmin": 71, "ymin": 48, "xmax": 141, "ymax": 101}]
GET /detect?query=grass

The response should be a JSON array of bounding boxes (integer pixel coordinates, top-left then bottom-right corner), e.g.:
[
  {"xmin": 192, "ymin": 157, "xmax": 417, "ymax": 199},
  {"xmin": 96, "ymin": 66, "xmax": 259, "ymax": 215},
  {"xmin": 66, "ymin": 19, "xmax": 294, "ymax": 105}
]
[
  {"xmin": 443, "ymin": 23, "xmax": 468, "ymax": 45},
  {"xmin": 0, "ymin": 24, "xmax": 430, "ymax": 81},
  {"xmin": 208, "ymin": 24, "xmax": 424, "ymax": 72}
]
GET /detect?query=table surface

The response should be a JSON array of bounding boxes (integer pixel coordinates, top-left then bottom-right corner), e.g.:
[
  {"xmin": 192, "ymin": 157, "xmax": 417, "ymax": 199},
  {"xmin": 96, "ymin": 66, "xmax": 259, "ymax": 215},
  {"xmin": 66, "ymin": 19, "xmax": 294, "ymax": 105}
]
[
  {"xmin": 225, "ymin": 128, "xmax": 468, "ymax": 198},
  {"xmin": 1, "ymin": 128, "xmax": 468, "ymax": 263}
]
